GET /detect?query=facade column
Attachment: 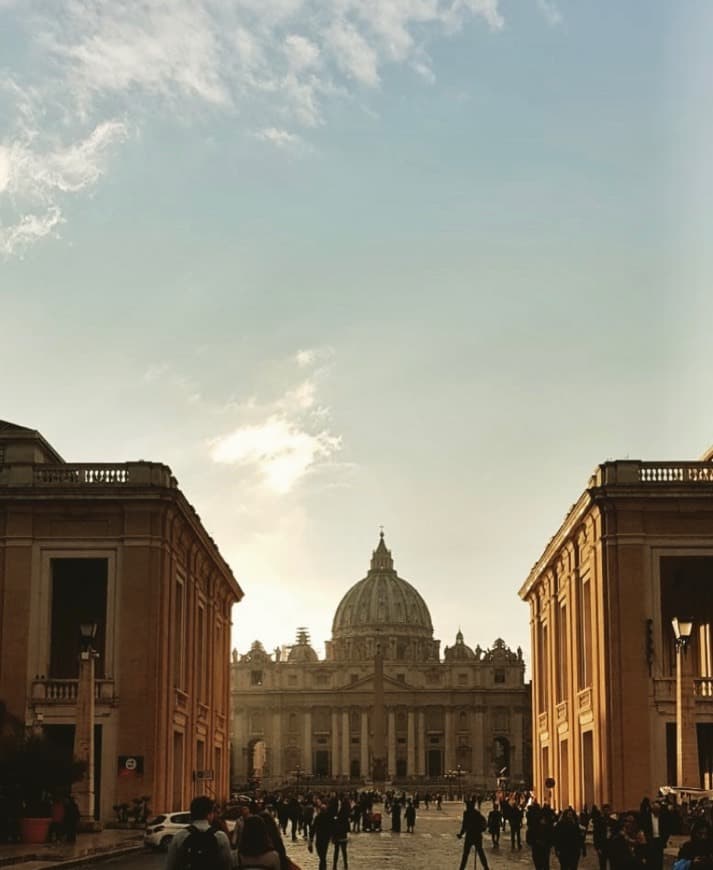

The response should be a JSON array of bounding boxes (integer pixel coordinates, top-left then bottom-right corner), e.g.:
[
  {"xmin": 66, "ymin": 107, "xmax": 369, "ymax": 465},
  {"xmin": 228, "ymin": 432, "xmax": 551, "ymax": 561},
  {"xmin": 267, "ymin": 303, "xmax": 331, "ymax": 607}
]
[
  {"xmin": 360, "ymin": 710, "xmax": 369, "ymax": 778},
  {"xmin": 303, "ymin": 710, "xmax": 312, "ymax": 773},
  {"xmin": 417, "ymin": 710, "xmax": 426, "ymax": 776},
  {"xmin": 271, "ymin": 709, "xmax": 282, "ymax": 778},
  {"xmin": 388, "ymin": 709, "xmax": 396, "ymax": 779},
  {"xmin": 444, "ymin": 709, "xmax": 454, "ymax": 772},
  {"xmin": 232, "ymin": 711, "xmax": 246, "ymax": 782},
  {"xmin": 341, "ymin": 709, "xmax": 350, "ymax": 777},
  {"xmin": 473, "ymin": 708, "xmax": 485, "ymax": 781},
  {"xmin": 511, "ymin": 708, "xmax": 523, "ymax": 782},
  {"xmin": 407, "ymin": 710, "xmax": 415, "ymax": 776},
  {"xmin": 331, "ymin": 710, "xmax": 340, "ymax": 777}
]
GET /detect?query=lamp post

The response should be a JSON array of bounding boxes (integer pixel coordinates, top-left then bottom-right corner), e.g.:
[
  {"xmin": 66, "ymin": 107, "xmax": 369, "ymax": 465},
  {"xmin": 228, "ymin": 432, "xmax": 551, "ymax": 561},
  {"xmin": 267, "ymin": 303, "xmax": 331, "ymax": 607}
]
[
  {"xmin": 672, "ymin": 616, "xmax": 698, "ymax": 789},
  {"xmin": 444, "ymin": 770, "xmax": 456, "ymax": 800},
  {"xmin": 73, "ymin": 622, "xmax": 101, "ymax": 830},
  {"xmin": 455, "ymin": 764, "xmax": 465, "ymax": 801},
  {"xmin": 293, "ymin": 763, "xmax": 302, "ymax": 793}
]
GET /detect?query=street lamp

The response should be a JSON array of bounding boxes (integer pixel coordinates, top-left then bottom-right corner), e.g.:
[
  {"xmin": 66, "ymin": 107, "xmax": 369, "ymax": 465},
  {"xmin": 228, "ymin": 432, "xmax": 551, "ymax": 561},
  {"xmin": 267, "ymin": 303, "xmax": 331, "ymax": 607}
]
[
  {"xmin": 444, "ymin": 770, "xmax": 456, "ymax": 800},
  {"xmin": 672, "ymin": 616, "xmax": 697, "ymax": 788},
  {"xmin": 74, "ymin": 621, "xmax": 101, "ymax": 830},
  {"xmin": 455, "ymin": 764, "xmax": 466, "ymax": 801}
]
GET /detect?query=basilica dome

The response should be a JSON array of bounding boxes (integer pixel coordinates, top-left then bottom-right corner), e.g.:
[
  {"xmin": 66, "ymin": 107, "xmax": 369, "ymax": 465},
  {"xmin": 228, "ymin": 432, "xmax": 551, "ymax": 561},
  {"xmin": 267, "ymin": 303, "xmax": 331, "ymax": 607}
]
[
  {"xmin": 287, "ymin": 628, "xmax": 319, "ymax": 663},
  {"xmin": 331, "ymin": 533, "xmax": 434, "ymax": 646},
  {"xmin": 443, "ymin": 630, "xmax": 476, "ymax": 662}
]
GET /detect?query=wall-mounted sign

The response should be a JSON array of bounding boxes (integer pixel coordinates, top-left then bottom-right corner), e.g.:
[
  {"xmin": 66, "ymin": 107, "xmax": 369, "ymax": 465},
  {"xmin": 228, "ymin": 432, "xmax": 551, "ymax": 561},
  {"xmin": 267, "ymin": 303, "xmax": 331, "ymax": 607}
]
[{"xmin": 118, "ymin": 755, "xmax": 144, "ymax": 777}]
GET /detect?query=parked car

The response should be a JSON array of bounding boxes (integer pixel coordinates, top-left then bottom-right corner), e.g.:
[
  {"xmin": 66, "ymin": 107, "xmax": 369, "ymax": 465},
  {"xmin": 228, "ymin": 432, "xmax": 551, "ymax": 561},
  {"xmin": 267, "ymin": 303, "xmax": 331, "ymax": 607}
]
[{"xmin": 144, "ymin": 811, "xmax": 191, "ymax": 849}]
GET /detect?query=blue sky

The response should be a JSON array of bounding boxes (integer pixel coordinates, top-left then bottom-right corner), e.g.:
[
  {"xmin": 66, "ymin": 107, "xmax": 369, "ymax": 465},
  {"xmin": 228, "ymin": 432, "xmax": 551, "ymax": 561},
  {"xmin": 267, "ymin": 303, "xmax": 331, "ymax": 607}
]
[{"xmin": 2, "ymin": 1, "xmax": 713, "ymax": 667}]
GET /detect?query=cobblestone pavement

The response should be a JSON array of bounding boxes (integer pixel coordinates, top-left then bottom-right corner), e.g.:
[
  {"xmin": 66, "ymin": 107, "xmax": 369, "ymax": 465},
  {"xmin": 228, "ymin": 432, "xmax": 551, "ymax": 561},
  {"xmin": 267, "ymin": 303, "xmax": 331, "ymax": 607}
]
[{"xmin": 280, "ymin": 802, "xmax": 603, "ymax": 870}]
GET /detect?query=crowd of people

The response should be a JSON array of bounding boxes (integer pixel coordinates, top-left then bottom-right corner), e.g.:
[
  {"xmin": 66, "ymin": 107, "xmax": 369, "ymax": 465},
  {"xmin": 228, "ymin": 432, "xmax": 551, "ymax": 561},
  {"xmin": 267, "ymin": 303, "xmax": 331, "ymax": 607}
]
[{"xmin": 167, "ymin": 787, "xmax": 713, "ymax": 870}]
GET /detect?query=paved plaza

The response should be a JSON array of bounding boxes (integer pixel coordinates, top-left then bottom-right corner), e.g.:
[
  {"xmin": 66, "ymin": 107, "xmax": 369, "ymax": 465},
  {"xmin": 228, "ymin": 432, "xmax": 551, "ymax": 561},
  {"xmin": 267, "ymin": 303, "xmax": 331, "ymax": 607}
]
[{"xmin": 279, "ymin": 802, "xmax": 604, "ymax": 870}]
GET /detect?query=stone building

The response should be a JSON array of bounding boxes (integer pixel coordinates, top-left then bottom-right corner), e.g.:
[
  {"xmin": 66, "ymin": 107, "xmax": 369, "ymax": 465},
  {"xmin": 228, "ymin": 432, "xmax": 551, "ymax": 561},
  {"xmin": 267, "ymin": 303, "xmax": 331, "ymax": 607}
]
[
  {"xmin": 0, "ymin": 421, "xmax": 243, "ymax": 820},
  {"xmin": 519, "ymin": 453, "xmax": 713, "ymax": 811},
  {"xmin": 231, "ymin": 533, "xmax": 530, "ymax": 791}
]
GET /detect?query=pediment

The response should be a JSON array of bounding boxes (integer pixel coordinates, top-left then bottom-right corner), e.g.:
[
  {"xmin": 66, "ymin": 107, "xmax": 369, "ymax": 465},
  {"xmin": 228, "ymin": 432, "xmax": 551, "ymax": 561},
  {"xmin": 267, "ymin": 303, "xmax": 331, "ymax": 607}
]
[{"xmin": 341, "ymin": 674, "xmax": 414, "ymax": 692}]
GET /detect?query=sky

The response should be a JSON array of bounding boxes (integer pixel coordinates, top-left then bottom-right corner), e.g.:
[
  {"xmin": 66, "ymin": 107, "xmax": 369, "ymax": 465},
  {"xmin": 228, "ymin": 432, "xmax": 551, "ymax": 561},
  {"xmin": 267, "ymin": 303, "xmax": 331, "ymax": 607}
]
[{"xmin": 2, "ymin": 1, "xmax": 713, "ymax": 672}]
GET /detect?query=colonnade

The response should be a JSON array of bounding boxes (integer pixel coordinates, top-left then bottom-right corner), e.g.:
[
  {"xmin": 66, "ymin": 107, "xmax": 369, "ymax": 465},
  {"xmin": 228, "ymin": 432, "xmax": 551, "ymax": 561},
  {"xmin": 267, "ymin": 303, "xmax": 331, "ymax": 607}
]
[{"xmin": 233, "ymin": 707, "xmax": 461, "ymax": 779}]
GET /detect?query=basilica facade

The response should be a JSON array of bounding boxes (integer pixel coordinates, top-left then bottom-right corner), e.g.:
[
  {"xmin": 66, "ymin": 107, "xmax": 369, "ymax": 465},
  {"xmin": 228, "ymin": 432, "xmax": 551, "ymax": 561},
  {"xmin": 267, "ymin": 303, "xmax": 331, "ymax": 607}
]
[{"xmin": 230, "ymin": 534, "xmax": 530, "ymax": 791}]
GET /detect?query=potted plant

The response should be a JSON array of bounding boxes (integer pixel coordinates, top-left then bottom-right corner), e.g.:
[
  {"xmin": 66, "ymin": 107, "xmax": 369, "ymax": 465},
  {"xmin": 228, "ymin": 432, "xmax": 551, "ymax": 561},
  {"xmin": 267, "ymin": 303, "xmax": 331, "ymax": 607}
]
[{"xmin": 7, "ymin": 735, "xmax": 86, "ymax": 843}]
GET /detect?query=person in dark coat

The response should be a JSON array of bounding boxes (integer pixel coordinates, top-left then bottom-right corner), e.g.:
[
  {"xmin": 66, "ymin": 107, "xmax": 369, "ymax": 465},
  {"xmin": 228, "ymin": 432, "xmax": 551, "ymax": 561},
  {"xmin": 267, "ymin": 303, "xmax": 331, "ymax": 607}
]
[
  {"xmin": 391, "ymin": 799, "xmax": 402, "ymax": 833},
  {"xmin": 509, "ymin": 802, "xmax": 524, "ymax": 850},
  {"xmin": 639, "ymin": 799, "xmax": 671, "ymax": 870},
  {"xmin": 310, "ymin": 801, "xmax": 333, "ymax": 870},
  {"xmin": 64, "ymin": 795, "xmax": 80, "ymax": 844},
  {"xmin": 676, "ymin": 818, "xmax": 713, "ymax": 870},
  {"xmin": 405, "ymin": 800, "xmax": 416, "ymax": 833},
  {"xmin": 528, "ymin": 805, "xmax": 554, "ymax": 870},
  {"xmin": 553, "ymin": 808, "xmax": 584, "ymax": 870},
  {"xmin": 607, "ymin": 812, "xmax": 648, "ymax": 870},
  {"xmin": 332, "ymin": 797, "xmax": 350, "ymax": 869},
  {"xmin": 591, "ymin": 805, "xmax": 614, "ymax": 870},
  {"xmin": 487, "ymin": 806, "xmax": 502, "ymax": 847},
  {"xmin": 457, "ymin": 800, "xmax": 489, "ymax": 870}
]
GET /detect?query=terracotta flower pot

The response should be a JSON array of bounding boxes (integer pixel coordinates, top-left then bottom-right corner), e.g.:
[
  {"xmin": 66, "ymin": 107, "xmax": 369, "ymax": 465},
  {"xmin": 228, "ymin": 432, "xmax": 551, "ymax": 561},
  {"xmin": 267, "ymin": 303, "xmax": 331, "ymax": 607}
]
[{"xmin": 21, "ymin": 817, "xmax": 51, "ymax": 844}]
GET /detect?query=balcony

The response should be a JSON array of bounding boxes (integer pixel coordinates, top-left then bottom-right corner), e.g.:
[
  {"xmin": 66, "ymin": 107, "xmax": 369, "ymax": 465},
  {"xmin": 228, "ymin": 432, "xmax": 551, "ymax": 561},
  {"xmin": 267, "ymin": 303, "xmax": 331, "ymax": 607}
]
[
  {"xmin": 653, "ymin": 678, "xmax": 713, "ymax": 707},
  {"xmin": 0, "ymin": 461, "xmax": 176, "ymax": 489},
  {"xmin": 31, "ymin": 677, "xmax": 117, "ymax": 705},
  {"xmin": 593, "ymin": 461, "xmax": 713, "ymax": 488}
]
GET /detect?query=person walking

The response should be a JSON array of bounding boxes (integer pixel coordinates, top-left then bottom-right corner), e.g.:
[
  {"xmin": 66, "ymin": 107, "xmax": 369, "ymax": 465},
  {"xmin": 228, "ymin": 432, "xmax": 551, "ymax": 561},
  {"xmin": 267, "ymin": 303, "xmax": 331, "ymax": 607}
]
[
  {"xmin": 528, "ymin": 806, "xmax": 554, "ymax": 870},
  {"xmin": 391, "ymin": 798, "xmax": 402, "ymax": 833},
  {"xmin": 457, "ymin": 800, "xmax": 490, "ymax": 870},
  {"xmin": 487, "ymin": 805, "xmax": 502, "ymax": 848},
  {"xmin": 553, "ymin": 809, "xmax": 584, "ymax": 870},
  {"xmin": 332, "ymin": 798, "xmax": 350, "ymax": 870},
  {"xmin": 311, "ymin": 802, "xmax": 333, "ymax": 870},
  {"xmin": 405, "ymin": 800, "xmax": 416, "ymax": 834},
  {"xmin": 607, "ymin": 812, "xmax": 648, "ymax": 870},
  {"xmin": 165, "ymin": 796, "xmax": 233, "ymax": 870},
  {"xmin": 509, "ymin": 801, "xmax": 524, "ymax": 850}
]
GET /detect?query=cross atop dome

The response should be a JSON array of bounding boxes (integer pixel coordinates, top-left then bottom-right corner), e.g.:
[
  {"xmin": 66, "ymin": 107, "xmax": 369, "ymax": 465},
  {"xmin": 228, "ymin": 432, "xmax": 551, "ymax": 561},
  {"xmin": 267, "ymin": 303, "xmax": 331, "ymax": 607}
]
[{"xmin": 370, "ymin": 529, "xmax": 394, "ymax": 572}]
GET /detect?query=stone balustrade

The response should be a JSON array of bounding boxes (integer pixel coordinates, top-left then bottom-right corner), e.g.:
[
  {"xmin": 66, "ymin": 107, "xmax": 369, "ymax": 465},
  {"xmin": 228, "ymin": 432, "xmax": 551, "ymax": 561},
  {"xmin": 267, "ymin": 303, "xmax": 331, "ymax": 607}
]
[
  {"xmin": 31, "ymin": 677, "xmax": 117, "ymax": 704},
  {"xmin": 593, "ymin": 461, "xmax": 713, "ymax": 487},
  {"xmin": 1, "ymin": 461, "xmax": 176, "ymax": 488}
]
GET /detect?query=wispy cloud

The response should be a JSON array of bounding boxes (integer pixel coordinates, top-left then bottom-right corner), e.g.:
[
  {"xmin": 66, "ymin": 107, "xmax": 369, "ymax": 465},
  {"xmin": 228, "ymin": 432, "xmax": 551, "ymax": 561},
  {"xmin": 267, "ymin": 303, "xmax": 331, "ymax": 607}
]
[
  {"xmin": 0, "ymin": 113, "xmax": 127, "ymax": 257},
  {"xmin": 536, "ymin": 0, "xmax": 562, "ymax": 26},
  {"xmin": 209, "ymin": 350, "xmax": 342, "ymax": 493},
  {"xmin": 0, "ymin": 0, "xmax": 517, "ymax": 255},
  {"xmin": 211, "ymin": 416, "xmax": 341, "ymax": 494},
  {"xmin": 254, "ymin": 127, "xmax": 302, "ymax": 149}
]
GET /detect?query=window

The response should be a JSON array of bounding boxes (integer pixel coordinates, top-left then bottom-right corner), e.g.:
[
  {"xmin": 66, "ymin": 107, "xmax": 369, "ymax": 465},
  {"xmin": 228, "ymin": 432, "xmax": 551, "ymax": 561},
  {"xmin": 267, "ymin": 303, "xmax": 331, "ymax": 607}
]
[
  {"xmin": 288, "ymin": 675, "xmax": 297, "ymax": 686},
  {"xmin": 556, "ymin": 602, "xmax": 568, "ymax": 702},
  {"xmin": 350, "ymin": 673, "xmax": 359, "ymax": 684},
  {"xmin": 50, "ymin": 558, "xmax": 108, "ymax": 679},
  {"xmin": 458, "ymin": 673, "xmax": 468, "ymax": 686},
  {"xmin": 173, "ymin": 578, "xmax": 185, "ymax": 690},
  {"xmin": 197, "ymin": 604, "xmax": 206, "ymax": 703},
  {"xmin": 494, "ymin": 669, "xmax": 506, "ymax": 684},
  {"xmin": 251, "ymin": 670, "xmax": 263, "ymax": 686},
  {"xmin": 396, "ymin": 673, "xmax": 406, "ymax": 684},
  {"xmin": 578, "ymin": 578, "xmax": 593, "ymax": 690}
]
